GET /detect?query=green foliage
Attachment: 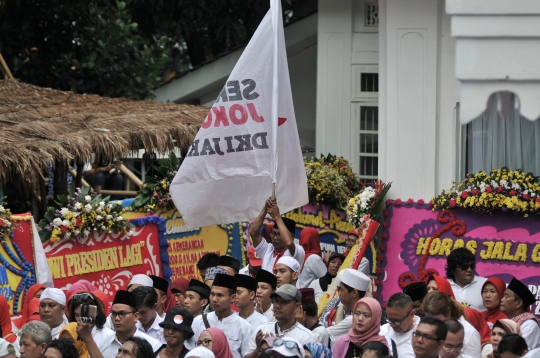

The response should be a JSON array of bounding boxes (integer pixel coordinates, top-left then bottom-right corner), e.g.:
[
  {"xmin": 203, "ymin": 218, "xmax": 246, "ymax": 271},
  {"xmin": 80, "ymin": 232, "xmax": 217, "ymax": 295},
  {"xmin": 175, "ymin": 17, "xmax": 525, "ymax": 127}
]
[{"xmin": 0, "ymin": 0, "xmax": 169, "ymax": 100}]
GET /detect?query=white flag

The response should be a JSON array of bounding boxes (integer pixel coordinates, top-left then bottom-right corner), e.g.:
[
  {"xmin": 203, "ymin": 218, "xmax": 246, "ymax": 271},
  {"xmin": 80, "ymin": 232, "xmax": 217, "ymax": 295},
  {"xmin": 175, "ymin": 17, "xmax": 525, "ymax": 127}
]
[{"xmin": 170, "ymin": 0, "xmax": 308, "ymax": 228}]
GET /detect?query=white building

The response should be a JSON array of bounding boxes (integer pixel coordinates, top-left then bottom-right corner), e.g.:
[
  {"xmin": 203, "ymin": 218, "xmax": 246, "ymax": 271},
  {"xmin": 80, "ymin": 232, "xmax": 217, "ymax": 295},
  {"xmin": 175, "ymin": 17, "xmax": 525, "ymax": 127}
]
[{"xmin": 154, "ymin": 0, "xmax": 540, "ymax": 200}]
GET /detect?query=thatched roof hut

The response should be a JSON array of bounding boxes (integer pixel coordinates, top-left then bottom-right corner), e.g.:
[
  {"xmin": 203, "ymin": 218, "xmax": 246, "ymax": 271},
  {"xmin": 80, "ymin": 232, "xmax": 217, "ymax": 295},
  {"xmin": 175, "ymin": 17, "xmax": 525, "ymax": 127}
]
[{"xmin": 0, "ymin": 79, "xmax": 206, "ymax": 181}]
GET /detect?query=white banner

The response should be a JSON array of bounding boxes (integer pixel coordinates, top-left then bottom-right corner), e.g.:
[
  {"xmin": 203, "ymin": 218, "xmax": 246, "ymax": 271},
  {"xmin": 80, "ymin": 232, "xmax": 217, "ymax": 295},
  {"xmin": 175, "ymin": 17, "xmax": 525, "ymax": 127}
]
[{"xmin": 170, "ymin": 0, "xmax": 308, "ymax": 228}]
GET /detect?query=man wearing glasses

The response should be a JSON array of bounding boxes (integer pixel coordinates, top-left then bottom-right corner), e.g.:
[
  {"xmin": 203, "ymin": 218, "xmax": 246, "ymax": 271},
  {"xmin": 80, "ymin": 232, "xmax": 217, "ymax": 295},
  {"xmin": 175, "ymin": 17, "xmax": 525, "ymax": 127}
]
[
  {"xmin": 439, "ymin": 319, "xmax": 473, "ymax": 358},
  {"xmin": 412, "ymin": 316, "xmax": 447, "ymax": 358},
  {"xmin": 100, "ymin": 290, "xmax": 162, "ymax": 358},
  {"xmin": 380, "ymin": 293, "xmax": 419, "ymax": 358},
  {"xmin": 446, "ymin": 248, "xmax": 487, "ymax": 312}
]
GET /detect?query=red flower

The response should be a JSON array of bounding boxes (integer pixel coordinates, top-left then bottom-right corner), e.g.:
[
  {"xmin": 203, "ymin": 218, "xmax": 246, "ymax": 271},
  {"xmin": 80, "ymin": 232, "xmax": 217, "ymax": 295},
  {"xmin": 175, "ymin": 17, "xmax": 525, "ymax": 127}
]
[
  {"xmin": 407, "ymin": 198, "xmax": 414, "ymax": 205},
  {"xmin": 523, "ymin": 194, "xmax": 530, "ymax": 201},
  {"xmin": 417, "ymin": 199, "xmax": 425, "ymax": 205},
  {"xmin": 497, "ymin": 186, "xmax": 504, "ymax": 193},
  {"xmin": 0, "ymin": 221, "xmax": 5, "ymax": 228},
  {"xmin": 372, "ymin": 292, "xmax": 378, "ymax": 298},
  {"xmin": 375, "ymin": 279, "xmax": 381, "ymax": 286},
  {"xmin": 153, "ymin": 193, "xmax": 158, "ymax": 197},
  {"xmin": 486, "ymin": 187, "xmax": 493, "ymax": 193},
  {"xmin": 75, "ymin": 217, "xmax": 82, "ymax": 226},
  {"xmin": 381, "ymin": 233, "xmax": 388, "ymax": 240},
  {"xmin": 394, "ymin": 198, "xmax": 402, "ymax": 206},
  {"xmin": 472, "ymin": 189, "xmax": 479, "ymax": 195},
  {"xmin": 429, "ymin": 200, "xmax": 434, "ymax": 207},
  {"xmin": 510, "ymin": 190, "xmax": 517, "ymax": 196},
  {"xmin": 379, "ymin": 245, "xmax": 386, "ymax": 252},
  {"xmin": 60, "ymin": 226, "xmax": 68, "ymax": 233},
  {"xmin": 382, "ymin": 222, "xmax": 389, "ymax": 228},
  {"xmin": 377, "ymin": 255, "xmax": 384, "ymax": 262},
  {"xmin": 536, "ymin": 197, "xmax": 540, "ymax": 203},
  {"xmin": 449, "ymin": 199, "xmax": 456, "ymax": 207},
  {"xmin": 383, "ymin": 210, "xmax": 389, "ymax": 217},
  {"xmin": 461, "ymin": 191, "xmax": 468, "ymax": 199},
  {"xmin": 386, "ymin": 199, "xmax": 392, "ymax": 206},
  {"xmin": 376, "ymin": 268, "xmax": 383, "ymax": 275}
]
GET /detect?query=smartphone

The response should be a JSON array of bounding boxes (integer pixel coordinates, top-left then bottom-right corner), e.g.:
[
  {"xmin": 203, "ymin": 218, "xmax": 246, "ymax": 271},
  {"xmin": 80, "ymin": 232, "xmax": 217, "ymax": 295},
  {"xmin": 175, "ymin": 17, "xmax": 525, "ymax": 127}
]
[{"xmin": 87, "ymin": 305, "xmax": 97, "ymax": 319}]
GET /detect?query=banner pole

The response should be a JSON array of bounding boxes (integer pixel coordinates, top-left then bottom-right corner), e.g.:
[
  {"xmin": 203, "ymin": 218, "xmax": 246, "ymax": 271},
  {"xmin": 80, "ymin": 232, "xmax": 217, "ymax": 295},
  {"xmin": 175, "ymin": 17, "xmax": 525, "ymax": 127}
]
[{"xmin": 272, "ymin": 183, "xmax": 276, "ymax": 199}]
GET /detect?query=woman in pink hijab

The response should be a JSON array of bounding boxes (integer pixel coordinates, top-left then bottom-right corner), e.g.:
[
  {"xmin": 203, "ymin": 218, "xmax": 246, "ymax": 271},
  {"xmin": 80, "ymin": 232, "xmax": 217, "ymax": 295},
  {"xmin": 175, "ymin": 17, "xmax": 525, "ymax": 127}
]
[
  {"xmin": 332, "ymin": 297, "xmax": 388, "ymax": 358},
  {"xmin": 197, "ymin": 328, "xmax": 234, "ymax": 358}
]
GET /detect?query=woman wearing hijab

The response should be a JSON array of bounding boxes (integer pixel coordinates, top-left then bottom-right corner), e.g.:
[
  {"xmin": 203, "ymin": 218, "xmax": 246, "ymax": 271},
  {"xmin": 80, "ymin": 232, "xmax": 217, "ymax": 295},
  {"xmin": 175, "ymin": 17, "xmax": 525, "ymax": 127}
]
[
  {"xmin": 59, "ymin": 322, "xmax": 89, "ymax": 358},
  {"xmin": 12, "ymin": 283, "xmax": 46, "ymax": 334},
  {"xmin": 66, "ymin": 280, "xmax": 97, "ymax": 295},
  {"xmin": 332, "ymin": 297, "xmax": 388, "ymax": 358},
  {"xmin": 196, "ymin": 328, "xmax": 233, "ymax": 358},
  {"xmin": 304, "ymin": 342, "xmax": 333, "ymax": 358},
  {"xmin": 425, "ymin": 274, "xmax": 455, "ymax": 298},
  {"xmin": 298, "ymin": 228, "xmax": 327, "ymax": 288},
  {"xmin": 480, "ymin": 277, "xmax": 507, "ymax": 328},
  {"xmin": 309, "ymin": 254, "xmax": 345, "ymax": 302},
  {"xmin": 483, "ymin": 319, "xmax": 522, "ymax": 358},
  {"xmin": 0, "ymin": 296, "xmax": 15, "ymax": 343}
]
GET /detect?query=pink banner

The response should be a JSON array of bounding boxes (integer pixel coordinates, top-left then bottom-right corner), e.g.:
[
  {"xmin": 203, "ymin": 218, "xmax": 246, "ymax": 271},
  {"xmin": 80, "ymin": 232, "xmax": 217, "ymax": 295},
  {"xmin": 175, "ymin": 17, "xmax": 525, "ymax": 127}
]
[{"xmin": 381, "ymin": 202, "xmax": 540, "ymax": 316}]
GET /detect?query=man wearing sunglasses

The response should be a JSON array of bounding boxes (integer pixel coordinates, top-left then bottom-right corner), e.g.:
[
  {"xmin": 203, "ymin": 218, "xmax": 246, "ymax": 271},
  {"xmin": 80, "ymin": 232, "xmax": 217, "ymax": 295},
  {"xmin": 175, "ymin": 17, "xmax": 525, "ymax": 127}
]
[
  {"xmin": 446, "ymin": 248, "xmax": 487, "ymax": 312},
  {"xmin": 100, "ymin": 290, "xmax": 162, "ymax": 358},
  {"xmin": 266, "ymin": 337, "xmax": 305, "ymax": 358},
  {"xmin": 380, "ymin": 293, "xmax": 419, "ymax": 358},
  {"xmin": 412, "ymin": 316, "xmax": 447, "ymax": 358}
]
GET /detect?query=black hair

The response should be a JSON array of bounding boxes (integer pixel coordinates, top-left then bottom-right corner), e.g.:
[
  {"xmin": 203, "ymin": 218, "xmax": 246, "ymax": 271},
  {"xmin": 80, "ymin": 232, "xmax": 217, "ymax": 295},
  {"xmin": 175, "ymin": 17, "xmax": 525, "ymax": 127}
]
[
  {"xmin": 386, "ymin": 293, "xmax": 413, "ymax": 310},
  {"xmin": 302, "ymin": 302, "xmax": 318, "ymax": 317},
  {"xmin": 497, "ymin": 334, "xmax": 528, "ymax": 356},
  {"xmin": 341, "ymin": 281, "xmax": 366, "ymax": 298},
  {"xmin": 197, "ymin": 253, "xmax": 220, "ymax": 270},
  {"xmin": 445, "ymin": 248, "xmax": 475, "ymax": 281},
  {"xmin": 125, "ymin": 336, "xmax": 155, "ymax": 358},
  {"xmin": 493, "ymin": 321, "xmax": 505, "ymax": 331},
  {"xmin": 68, "ymin": 292, "xmax": 106, "ymax": 329},
  {"xmin": 444, "ymin": 318, "xmax": 464, "ymax": 334},
  {"xmin": 419, "ymin": 316, "xmax": 448, "ymax": 341},
  {"xmin": 44, "ymin": 338, "xmax": 79, "ymax": 358},
  {"xmin": 132, "ymin": 286, "xmax": 158, "ymax": 309},
  {"xmin": 363, "ymin": 341, "xmax": 389, "ymax": 357}
]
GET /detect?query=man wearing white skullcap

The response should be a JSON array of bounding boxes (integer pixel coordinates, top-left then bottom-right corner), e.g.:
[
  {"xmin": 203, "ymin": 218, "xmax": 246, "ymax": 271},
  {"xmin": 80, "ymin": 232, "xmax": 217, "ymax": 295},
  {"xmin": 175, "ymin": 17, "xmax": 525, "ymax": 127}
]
[
  {"xmin": 127, "ymin": 274, "xmax": 153, "ymax": 292},
  {"xmin": 39, "ymin": 287, "xmax": 68, "ymax": 339},
  {"xmin": 321, "ymin": 269, "xmax": 370, "ymax": 347},
  {"xmin": 274, "ymin": 256, "xmax": 300, "ymax": 288}
]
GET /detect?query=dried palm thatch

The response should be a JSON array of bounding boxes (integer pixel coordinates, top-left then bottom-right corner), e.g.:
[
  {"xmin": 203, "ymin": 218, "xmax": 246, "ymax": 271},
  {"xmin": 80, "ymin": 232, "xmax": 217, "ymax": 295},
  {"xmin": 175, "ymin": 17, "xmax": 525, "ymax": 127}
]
[{"xmin": 0, "ymin": 79, "xmax": 207, "ymax": 181}]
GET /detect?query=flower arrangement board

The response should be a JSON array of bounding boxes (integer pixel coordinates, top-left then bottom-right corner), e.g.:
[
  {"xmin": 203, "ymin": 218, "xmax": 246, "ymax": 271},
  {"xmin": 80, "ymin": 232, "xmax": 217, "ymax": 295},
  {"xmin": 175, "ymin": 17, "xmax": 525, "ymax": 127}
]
[
  {"xmin": 380, "ymin": 200, "xmax": 540, "ymax": 316},
  {"xmin": 0, "ymin": 215, "xmax": 38, "ymax": 315},
  {"xmin": 42, "ymin": 217, "xmax": 168, "ymax": 303}
]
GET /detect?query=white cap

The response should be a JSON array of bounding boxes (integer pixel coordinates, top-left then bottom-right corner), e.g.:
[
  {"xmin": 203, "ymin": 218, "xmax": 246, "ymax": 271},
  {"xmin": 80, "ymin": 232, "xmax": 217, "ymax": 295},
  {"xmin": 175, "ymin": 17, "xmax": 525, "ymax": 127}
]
[
  {"xmin": 266, "ymin": 337, "xmax": 305, "ymax": 358},
  {"xmin": 340, "ymin": 269, "xmax": 370, "ymax": 292},
  {"xmin": 40, "ymin": 287, "xmax": 66, "ymax": 305},
  {"xmin": 276, "ymin": 256, "xmax": 301, "ymax": 273},
  {"xmin": 129, "ymin": 274, "xmax": 153, "ymax": 287}
]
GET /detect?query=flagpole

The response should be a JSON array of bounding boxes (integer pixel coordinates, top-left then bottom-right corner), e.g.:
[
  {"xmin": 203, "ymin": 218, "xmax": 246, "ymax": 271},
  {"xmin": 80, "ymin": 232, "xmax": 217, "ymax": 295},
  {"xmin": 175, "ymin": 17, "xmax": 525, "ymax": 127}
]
[{"xmin": 270, "ymin": 0, "xmax": 280, "ymax": 199}]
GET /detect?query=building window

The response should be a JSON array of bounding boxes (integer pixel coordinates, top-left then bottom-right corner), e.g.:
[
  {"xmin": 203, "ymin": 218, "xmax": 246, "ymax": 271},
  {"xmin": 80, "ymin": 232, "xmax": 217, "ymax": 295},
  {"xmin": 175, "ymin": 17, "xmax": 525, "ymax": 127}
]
[
  {"xmin": 361, "ymin": 73, "xmax": 378, "ymax": 92},
  {"xmin": 359, "ymin": 106, "xmax": 379, "ymax": 182},
  {"xmin": 463, "ymin": 92, "xmax": 540, "ymax": 177}
]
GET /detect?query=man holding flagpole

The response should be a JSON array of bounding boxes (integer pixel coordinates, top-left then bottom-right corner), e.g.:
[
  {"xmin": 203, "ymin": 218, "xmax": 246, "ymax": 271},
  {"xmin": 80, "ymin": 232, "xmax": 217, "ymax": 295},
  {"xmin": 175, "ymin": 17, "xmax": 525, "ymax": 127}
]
[{"xmin": 249, "ymin": 197, "xmax": 305, "ymax": 274}]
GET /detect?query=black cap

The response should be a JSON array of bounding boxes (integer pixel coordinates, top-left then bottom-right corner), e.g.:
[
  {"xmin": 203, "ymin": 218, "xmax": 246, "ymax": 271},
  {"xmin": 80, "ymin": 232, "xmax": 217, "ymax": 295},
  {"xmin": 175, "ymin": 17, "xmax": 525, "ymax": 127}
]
[
  {"xmin": 112, "ymin": 290, "xmax": 138, "ymax": 311},
  {"xmin": 149, "ymin": 275, "xmax": 169, "ymax": 293},
  {"xmin": 328, "ymin": 253, "xmax": 346, "ymax": 264},
  {"xmin": 256, "ymin": 269, "xmax": 277, "ymax": 291},
  {"xmin": 275, "ymin": 217, "xmax": 296, "ymax": 235},
  {"xmin": 236, "ymin": 274, "xmax": 258, "ymax": 292},
  {"xmin": 508, "ymin": 278, "xmax": 536, "ymax": 308},
  {"xmin": 213, "ymin": 273, "xmax": 237, "ymax": 290},
  {"xmin": 159, "ymin": 307, "xmax": 194, "ymax": 338},
  {"xmin": 218, "ymin": 255, "xmax": 241, "ymax": 273},
  {"xmin": 403, "ymin": 282, "xmax": 428, "ymax": 302},
  {"xmin": 186, "ymin": 279, "xmax": 211, "ymax": 299}
]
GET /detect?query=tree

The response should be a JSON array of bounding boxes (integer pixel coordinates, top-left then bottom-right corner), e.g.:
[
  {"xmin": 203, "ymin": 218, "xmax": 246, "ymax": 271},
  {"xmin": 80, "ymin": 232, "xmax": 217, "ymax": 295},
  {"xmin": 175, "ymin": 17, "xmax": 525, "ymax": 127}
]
[{"xmin": 0, "ymin": 0, "xmax": 168, "ymax": 100}]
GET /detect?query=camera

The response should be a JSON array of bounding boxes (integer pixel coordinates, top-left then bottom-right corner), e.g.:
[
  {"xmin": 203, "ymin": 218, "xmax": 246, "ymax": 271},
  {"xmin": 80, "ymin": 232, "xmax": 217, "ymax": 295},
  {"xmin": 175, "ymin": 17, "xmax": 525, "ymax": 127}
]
[{"xmin": 72, "ymin": 293, "xmax": 97, "ymax": 325}]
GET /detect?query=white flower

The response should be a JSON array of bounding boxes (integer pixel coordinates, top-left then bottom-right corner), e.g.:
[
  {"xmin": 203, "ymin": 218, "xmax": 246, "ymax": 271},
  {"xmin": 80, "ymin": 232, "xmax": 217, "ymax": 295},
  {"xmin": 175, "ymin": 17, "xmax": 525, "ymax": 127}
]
[
  {"xmin": 116, "ymin": 216, "xmax": 123, "ymax": 221},
  {"xmin": 85, "ymin": 195, "xmax": 92, "ymax": 202},
  {"xmin": 96, "ymin": 208, "xmax": 102, "ymax": 214},
  {"xmin": 74, "ymin": 203, "xmax": 82, "ymax": 210},
  {"xmin": 96, "ymin": 215, "xmax": 103, "ymax": 220},
  {"xmin": 53, "ymin": 218, "xmax": 63, "ymax": 226},
  {"xmin": 500, "ymin": 179, "xmax": 507, "ymax": 186},
  {"xmin": 60, "ymin": 208, "xmax": 69, "ymax": 216},
  {"xmin": 107, "ymin": 204, "xmax": 113, "ymax": 210},
  {"xmin": 61, "ymin": 220, "xmax": 71, "ymax": 227},
  {"xmin": 0, "ymin": 206, "xmax": 5, "ymax": 213},
  {"xmin": 106, "ymin": 215, "xmax": 113, "ymax": 220},
  {"xmin": 74, "ymin": 230, "xmax": 80, "ymax": 235},
  {"xmin": 85, "ymin": 204, "xmax": 92, "ymax": 213},
  {"xmin": 101, "ymin": 226, "xmax": 106, "ymax": 230},
  {"xmin": 99, "ymin": 201, "xmax": 105, "ymax": 208}
]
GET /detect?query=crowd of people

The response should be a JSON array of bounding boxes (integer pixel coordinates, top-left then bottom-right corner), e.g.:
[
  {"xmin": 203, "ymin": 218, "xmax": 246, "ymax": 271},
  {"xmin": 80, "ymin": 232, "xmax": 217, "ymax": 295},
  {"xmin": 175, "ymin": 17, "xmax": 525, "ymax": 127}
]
[{"xmin": 1, "ymin": 198, "xmax": 539, "ymax": 358}]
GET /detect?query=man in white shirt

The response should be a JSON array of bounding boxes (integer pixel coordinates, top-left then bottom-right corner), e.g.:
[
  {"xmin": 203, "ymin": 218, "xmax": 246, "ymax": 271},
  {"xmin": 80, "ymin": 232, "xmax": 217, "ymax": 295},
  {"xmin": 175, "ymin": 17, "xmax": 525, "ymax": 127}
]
[
  {"xmin": 380, "ymin": 293, "xmax": 419, "ymax": 358},
  {"xmin": 132, "ymin": 286, "xmax": 165, "ymax": 343},
  {"xmin": 255, "ymin": 269, "xmax": 277, "ymax": 321},
  {"xmin": 413, "ymin": 316, "xmax": 447, "ymax": 358},
  {"xmin": 190, "ymin": 274, "xmax": 252, "ymax": 358},
  {"xmin": 297, "ymin": 288, "xmax": 329, "ymax": 346},
  {"xmin": 403, "ymin": 282, "xmax": 429, "ymax": 315},
  {"xmin": 446, "ymin": 248, "xmax": 487, "ymax": 312},
  {"xmin": 249, "ymin": 197, "xmax": 305, "ymax": 273},
  {"xmin": 39, "ymin": 288, "xmax": 68, "ymax": 339},
  {"xmin": 501, "ymin": 278, "xmax": 540, "ymax": 350},
  {"xmin": 309, "ymin": 253, "xmax": 345, "ymax": 301},
  {"xmin": 245, "ymin": 284, "xmax": 317, "ymax": 358},
  {"xmin": 323, "ymin": 269, "xmax": 370, "ymax": 346},
  {"xmin": 184, "ymin": 279, "xmax": 210, "ymax": 318},
  {"xmin": 275, "ymin": 256, "xmax": 300, "ymax": 288},
  {"xmin": 439, "ymin": 319, "xmax": 474, "ymax": 358},
  {"xmin": 234, "ymin": 274, "xmax": 269, "ymax": 329},
  {"xmin": 100, "ymin": 290, "xmax": 162, "ymax": 358},
  {"xmin": 150, "ymin": 275, "xmax": 169, "ymax": 318},
  {"xmin": 498, "ymin": 334, "xmax": 529, "ymax": 358},
  {"xmin": 239, "ymin": 247, "xmax": 262, "ymax": 278}
]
